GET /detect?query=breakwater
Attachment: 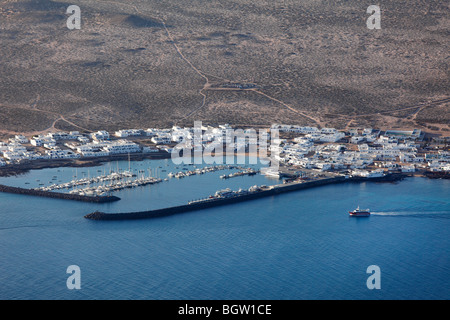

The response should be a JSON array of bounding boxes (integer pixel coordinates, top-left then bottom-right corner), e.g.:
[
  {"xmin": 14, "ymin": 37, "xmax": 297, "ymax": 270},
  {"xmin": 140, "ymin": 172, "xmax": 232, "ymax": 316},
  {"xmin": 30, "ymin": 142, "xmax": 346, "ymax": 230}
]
[
  {"xmin": 84, "ymin": 174, "xmax": 405, "ymax": 221},
  {"xmin": 85, "ymin": 177, "xmax": 346, "ymax": 220},
  {"xmin": 0, "ymin": 184, "xmax": 120, "ymax": 203}
]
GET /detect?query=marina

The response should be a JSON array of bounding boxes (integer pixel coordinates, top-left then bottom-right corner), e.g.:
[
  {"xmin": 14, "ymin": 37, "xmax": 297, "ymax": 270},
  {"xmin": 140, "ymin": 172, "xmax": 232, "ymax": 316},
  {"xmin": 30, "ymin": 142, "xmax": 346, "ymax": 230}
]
[
  {"xmin": 33, "ymin": 170, "xmax": 136, "ymax": 192},
  {"xmin": 33, "ymin": 169, "xmax": 164, "ymax": 197},
  {"xmin": 168, "ymin": 165, "xmax": 248, "ymax": 179},
  {"xmin": 0, "ymin": 159, "xmax": 267, "ymax": 204}
]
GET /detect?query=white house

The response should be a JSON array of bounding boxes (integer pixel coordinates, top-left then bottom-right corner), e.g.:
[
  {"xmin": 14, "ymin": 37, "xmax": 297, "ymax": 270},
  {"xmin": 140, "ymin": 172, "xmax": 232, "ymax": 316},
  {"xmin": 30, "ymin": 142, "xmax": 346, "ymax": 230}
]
[
  {"xmin": 114, "ymin": 129, "xmax": 143, "ymax": 138},
  {"xmin": 401, "ymin": 165, "xmax": 416, "ymax": 173},
  {"xmin": 31, "ymin": 137, "xmax": 44, "ymax": 147},
  {"xmin": 14, "ymin": 135, "xmax": 28, "ymax": 144},
  {"xmin": 91, "ymin": 130, "xmax": 110, "ymax": 141},
  {"xmin": 102, "ymin": 140, "xmax": 141, "ymax": 154},
  {"xmin": 151, "ymin": 135, "xmax": 172, "ymax": 145}
]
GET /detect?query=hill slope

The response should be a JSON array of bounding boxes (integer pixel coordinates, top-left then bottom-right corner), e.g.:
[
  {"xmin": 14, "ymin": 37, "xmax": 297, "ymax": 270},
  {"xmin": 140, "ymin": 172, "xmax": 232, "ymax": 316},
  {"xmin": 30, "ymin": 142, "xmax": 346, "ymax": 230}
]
[{"xmin": 0, "ymin": 0, "xmax": 448, "ymax": 136}]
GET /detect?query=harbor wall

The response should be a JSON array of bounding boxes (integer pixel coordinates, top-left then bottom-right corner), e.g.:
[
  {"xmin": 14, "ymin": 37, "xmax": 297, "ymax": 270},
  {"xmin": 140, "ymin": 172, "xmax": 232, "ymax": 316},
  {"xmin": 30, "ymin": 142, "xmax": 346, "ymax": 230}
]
[
  {"xmin": 85, "ymin": 173, "xmax": 406, "ymax": 221},
  {"xmin": 84, "ymin": 176, "xmax": 352, "ymax": 221},
  {"xmin": 0, "ymin": 184, "xmax": 120, "ymax": 203}
]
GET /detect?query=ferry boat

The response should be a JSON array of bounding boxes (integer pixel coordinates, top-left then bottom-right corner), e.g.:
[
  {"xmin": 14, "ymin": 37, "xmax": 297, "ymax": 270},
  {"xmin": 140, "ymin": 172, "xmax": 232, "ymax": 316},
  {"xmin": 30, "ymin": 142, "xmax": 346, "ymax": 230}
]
[{"xmin": 349, "ymin": 206, "xmax": 370, "ymax": 217}]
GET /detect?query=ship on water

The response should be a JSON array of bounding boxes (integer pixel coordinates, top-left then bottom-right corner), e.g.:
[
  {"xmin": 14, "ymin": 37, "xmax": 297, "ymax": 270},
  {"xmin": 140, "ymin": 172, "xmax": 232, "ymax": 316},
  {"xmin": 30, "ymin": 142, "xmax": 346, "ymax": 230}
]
[
  {"xmin": 188, "ymin": 185, "xmax": 268, "ymax": 205},
  {"xmin": 349, "ymin": 206, "xmax": 371, "ymax": 217}
]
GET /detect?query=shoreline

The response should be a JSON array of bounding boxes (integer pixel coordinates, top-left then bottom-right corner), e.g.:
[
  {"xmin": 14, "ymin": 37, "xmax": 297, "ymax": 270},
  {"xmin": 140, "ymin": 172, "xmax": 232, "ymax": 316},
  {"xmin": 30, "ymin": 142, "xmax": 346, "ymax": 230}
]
[
  {"xmin": 0, "ymin": 162, "xmax": 446, "ymax": 210},
  {"xmin": 0, "ymin": 152, "xmax": 171, "ymax": 177},
  {"xmin": 0, "ymin": 152, "xmax": 448, "ymax": 180},
  {"xmin": 0, "ymin": 151, "xmax": 262, "ymax": 177}
]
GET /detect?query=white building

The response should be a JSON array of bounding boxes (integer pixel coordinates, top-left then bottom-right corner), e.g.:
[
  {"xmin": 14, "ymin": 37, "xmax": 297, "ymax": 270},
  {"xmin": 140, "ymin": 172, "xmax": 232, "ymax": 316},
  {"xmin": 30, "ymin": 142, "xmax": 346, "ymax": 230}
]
[
  {"xmin": 351, "ymin": 136, "xmax": 365, "ymax": 144},
  {"xmin": 76, "ymin": 136, "xmax": 90, "ymax": 144},
  {"xmin": 91, "ymin": 130, "xmax": 110, "ymax": 141},
  {"xmin": 14, "ymin": 135, "xmax": 28, "ymax": 144},
  {"xmin": 319, "ymin": 132, "xmax": 345, "ymax": 143},
  {"xmin": 76, "ymin": 144, "xmax": 106, "ymax": 156},
  {"xmin": 47, "ymin": 132, "xmax": 80, "ymax": 141},
  {"xmin": 102, "ymin": 140, "xmax": 141, "ymax": 154},
  {"xmin": 31, "ymin": 137, "xmax": 44, "ymax": 147},
  {"xmin": 151, "ymin": 135, "xmax": 172, "ymax": 145},
  {"xmin": 2, "ymin": 152, "xmax": 23, "ymax": 161},
  {"xmin": 401, "ymin": 165, "xmax": 416, "ymax": 173},
  {"xmin": 321, "ymin": 128, "xmax": 338, "ymax": 134},
  {"xmin": 114, "ymin": 129, "xmax": 143, "ymax": 138},
  {"xmin": 171, "ymin": 127, "xmax": 192, "ymax": 143},
  {"xmin": 43, "ymin": 140, "xmax": 57, "ymax": 149},
  {"xmin": 8, "ymin": 143, "xmax": 27, "ymax": 153},
  {"xmin": 45, "ymin": 148, "xmax": 80, "ymax": 159},
  {"xmin": 143, "ymin": 146, "xmax": 160, "ymax": 153}
]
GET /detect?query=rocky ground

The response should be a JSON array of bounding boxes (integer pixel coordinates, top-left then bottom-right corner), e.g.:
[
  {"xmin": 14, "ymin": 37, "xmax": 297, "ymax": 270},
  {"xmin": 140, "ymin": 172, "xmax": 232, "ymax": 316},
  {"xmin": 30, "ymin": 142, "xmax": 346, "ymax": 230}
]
[{"xmin": 0, "ymin": 0, "xmax": 448, "ymax": 138}]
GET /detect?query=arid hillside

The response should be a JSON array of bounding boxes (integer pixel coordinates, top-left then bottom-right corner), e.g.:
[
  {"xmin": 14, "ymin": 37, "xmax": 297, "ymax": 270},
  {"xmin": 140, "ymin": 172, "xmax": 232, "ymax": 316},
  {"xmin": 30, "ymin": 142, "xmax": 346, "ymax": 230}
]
[{"xmin": 0, "ymin": 0, "xmax": 449, "ymax": 137}]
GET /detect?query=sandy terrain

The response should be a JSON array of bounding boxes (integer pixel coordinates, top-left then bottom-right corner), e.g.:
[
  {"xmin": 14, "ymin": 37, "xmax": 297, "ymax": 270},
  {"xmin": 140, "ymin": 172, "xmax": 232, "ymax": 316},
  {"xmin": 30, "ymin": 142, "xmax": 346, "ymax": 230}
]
[{"xmin": 0, "ymin": 0, "xmax": 448, "ymax": 137}]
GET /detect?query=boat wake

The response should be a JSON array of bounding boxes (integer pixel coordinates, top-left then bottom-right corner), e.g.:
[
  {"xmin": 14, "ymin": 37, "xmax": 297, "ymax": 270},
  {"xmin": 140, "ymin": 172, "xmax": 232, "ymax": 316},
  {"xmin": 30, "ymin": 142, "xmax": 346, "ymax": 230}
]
[
  {"xmin": 0, "ymin": 225, "xmax": 49, "ymax": 231},
  {"xmin": 371, "ymin": 211, "xmax": 450, "ymax": 218}
]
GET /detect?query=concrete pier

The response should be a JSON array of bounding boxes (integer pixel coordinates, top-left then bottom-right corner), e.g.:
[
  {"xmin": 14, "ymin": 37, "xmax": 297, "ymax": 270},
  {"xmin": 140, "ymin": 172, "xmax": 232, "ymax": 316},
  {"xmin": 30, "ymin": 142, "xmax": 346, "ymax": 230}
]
[
  {"xmin": 0, "ymin": 184, "xmax": 120, "ymax": 203},
  {"xmin": 84, "ymin": 173, "xmax": 405, "ymax": 221}
]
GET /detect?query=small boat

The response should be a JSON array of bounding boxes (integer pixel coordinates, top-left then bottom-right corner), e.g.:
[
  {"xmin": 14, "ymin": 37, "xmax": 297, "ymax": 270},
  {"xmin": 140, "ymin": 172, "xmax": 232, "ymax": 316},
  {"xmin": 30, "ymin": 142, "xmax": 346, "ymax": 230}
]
[{"xmin": 349, "ymin": 206, "xmax": 370, "ymax": 217}]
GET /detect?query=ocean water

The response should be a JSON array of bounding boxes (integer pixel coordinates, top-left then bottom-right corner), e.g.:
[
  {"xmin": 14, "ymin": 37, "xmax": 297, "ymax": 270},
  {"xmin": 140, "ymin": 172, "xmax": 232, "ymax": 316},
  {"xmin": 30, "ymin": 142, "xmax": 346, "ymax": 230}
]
[{"xmin": 0, "ymin": 159, "xmax": 449, "ymax": 300}]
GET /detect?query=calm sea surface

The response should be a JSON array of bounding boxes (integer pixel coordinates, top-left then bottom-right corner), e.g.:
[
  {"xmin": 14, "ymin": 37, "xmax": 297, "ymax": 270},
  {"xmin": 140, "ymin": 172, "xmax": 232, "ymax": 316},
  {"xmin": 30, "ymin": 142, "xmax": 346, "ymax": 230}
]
[{"xmin": 0, "ymin": 158, "xmax": 449, "ymax": 299}]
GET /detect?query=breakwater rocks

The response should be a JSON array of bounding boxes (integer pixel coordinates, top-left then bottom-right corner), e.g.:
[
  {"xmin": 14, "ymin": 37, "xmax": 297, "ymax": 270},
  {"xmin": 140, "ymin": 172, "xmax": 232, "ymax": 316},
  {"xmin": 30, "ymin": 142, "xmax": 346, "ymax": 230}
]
[
  {"xmin": 424, "ymin": 171, "xmax": 450, "ymax": 179},
  {"xmin": 0, "ymin": 184, "xmax": 120, "ymax": 203}
]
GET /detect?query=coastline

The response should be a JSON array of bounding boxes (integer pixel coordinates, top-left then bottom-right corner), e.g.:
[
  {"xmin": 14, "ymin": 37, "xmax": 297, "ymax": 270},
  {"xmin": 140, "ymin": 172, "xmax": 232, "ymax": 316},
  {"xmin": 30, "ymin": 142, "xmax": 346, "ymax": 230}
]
[
  {"xmin": 0, "ymin": 153, "xmax": 447, "ymax": 209},
  {"xmin": 0, "ymin": 151, "xmax": 262, "ymax": 177},
  {"xmin": 0, "ymin": 152, "xmax": 171, "ymax": 177}
]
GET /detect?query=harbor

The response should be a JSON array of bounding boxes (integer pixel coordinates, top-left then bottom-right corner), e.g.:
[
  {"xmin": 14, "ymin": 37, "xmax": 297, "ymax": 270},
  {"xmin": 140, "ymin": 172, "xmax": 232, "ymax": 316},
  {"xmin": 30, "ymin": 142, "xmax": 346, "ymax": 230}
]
[
  {"xmin": 0, "ymin": 159, "xmax": 266, "ymax": 203},
  {"xmin": 84, "ymin": 172, "xmax": 405, "ymax": 221},
  {"xmin": 33, "ymin": 170, "xmax": 164, "ymax": 197},
  {"xmin": 0, "ymin": 122, "xmax": 447, "ymax": 219}
]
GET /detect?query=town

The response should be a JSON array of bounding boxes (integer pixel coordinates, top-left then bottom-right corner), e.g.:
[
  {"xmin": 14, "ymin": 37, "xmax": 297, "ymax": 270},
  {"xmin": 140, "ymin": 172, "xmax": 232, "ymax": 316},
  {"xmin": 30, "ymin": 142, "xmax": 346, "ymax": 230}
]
[{"xmin": 0, "ymin": 124, "xmax": 449, "ymax": 178}]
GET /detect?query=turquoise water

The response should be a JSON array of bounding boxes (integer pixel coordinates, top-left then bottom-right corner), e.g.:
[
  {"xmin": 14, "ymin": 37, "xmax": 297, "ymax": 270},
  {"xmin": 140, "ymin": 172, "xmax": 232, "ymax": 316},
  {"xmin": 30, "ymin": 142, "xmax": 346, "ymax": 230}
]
[{"xmin": 0, "ymin": 159, "xmax": 449, "ymax": 299}]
